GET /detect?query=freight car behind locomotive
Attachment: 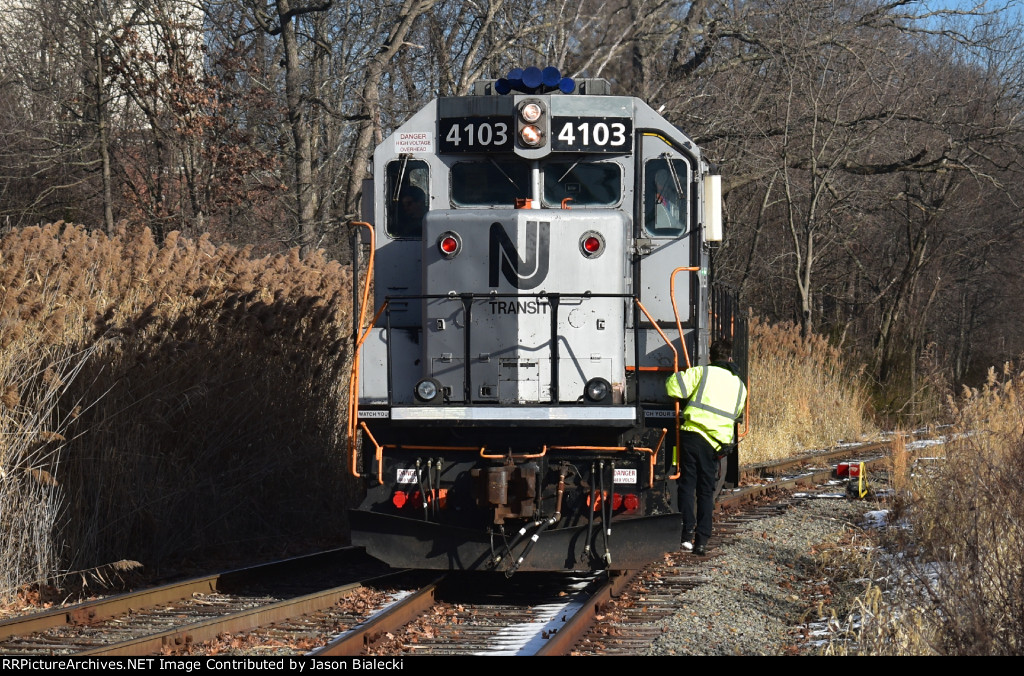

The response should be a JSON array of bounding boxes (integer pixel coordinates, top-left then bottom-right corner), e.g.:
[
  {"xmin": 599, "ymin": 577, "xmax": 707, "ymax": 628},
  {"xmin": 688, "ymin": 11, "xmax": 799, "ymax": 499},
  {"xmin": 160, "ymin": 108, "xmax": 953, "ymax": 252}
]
[{"xmin": 346, "ymin": 66, "xmax": 747, "ymax": 574}]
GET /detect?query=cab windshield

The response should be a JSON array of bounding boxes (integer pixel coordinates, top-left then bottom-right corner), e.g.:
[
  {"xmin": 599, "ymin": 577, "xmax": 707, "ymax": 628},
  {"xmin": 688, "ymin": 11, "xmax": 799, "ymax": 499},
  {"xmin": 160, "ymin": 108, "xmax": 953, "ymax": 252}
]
[
  {"xmin": 451, "ymin": 160, "xmax": 621, "ymax": 208},
  {"xmin": 542, "ymin": 161, "xmax": 620, "ymax": 207},
  {"xmin": 451, "ymin": 160, "xmax": 530, "ymax": 206}
]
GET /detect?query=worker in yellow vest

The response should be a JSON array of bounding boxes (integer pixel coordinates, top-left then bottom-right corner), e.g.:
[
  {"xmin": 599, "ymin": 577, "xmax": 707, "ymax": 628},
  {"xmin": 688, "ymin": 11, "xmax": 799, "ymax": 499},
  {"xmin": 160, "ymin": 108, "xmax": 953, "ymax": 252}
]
[{"xmin": 666, "ymin": 340, "xmax": 747, "ymax": 555}]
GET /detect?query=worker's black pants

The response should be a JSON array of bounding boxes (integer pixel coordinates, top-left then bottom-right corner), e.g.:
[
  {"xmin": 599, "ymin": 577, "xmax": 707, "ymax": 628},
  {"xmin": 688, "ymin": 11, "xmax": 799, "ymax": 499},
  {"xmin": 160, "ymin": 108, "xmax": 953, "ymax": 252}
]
[{"xmin": 678, "ymin": 431, "xmax": 717, "ymax": 547}]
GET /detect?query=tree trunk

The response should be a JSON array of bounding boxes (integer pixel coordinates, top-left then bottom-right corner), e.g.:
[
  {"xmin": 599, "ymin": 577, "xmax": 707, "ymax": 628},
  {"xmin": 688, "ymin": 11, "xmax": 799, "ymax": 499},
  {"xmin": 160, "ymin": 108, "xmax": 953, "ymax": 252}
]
[
  {"xmin": 94, "ymin": 43, "xmax": 114, "ymax": 234},
  {"xmin": 276, "ymin": 1, "xmax": 318, "ymax": 257}
]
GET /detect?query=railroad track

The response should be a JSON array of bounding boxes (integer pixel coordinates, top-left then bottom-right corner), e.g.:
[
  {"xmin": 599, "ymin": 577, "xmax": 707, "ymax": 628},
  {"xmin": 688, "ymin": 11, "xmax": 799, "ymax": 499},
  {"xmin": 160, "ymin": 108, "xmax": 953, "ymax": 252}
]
[
  {"xmin": 0, "ymin": 548, "xmax": 415, "ymax": 656},
  {"xmin": 319, "ymin": 572, "xmax": 607, "ymax": 655},
  {"xmin": 0, "ymin": 435, "xmax": 936, "ymax": 656},
  {"xmin": 724, "ymin": 433, "xmax": 942, "ymax": 506},
  {"xmin": 319, "ymin": 434, "xmax": 913, "ymax": 656},
  {"xmin": 557, "ymin": 492, "xmax": 816, "ymax": 655},
  {"xmin": 323, "ymin": 491, "xmax": 817, "ymax": 656}
]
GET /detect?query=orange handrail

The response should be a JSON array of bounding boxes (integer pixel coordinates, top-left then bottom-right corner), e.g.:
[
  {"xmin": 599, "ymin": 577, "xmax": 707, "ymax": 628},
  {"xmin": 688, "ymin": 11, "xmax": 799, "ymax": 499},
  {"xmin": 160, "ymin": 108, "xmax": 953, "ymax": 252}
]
[
  {"xmin": 360, "ymin": 440, "xmax": 490, "ymax": 484},
  {"xmin": 546, "ymin": 427, "xmax": 667, "ymax": 487},
  {"xmin": 667, "ymin": 266, "xmax": 705, "ymax": 479},
  {"xmin": 634, "ymin": 299, "xmax": 679, "ymax": 372},
  {"xmin": 348, "ymin": 300, "xmax": 389, "ymax": 478},
  {"xmin": 347, "ymin": 221, "xmax": 375, "ymax": 478},
  {"xmin": 358, "ymin": 421, "xmax": 384, "ymax": 485},
  {"xmin": 625, "ymin": 365, "xmax": 675, "ymax": 372},
  {"xmin": 669, "ymin": 266, "xmax": 699, "ymax": 371},
  {"xmin": 634, "ymin": 298, "xmax": 685, "ymax": 480}
]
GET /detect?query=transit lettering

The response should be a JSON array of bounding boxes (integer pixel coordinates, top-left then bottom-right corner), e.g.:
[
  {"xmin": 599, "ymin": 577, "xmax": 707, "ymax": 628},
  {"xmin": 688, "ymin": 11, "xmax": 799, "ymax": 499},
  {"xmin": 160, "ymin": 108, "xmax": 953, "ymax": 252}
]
[{"xmin": 488, "ymin": 300, "xmax": 550, "ymax": 315}]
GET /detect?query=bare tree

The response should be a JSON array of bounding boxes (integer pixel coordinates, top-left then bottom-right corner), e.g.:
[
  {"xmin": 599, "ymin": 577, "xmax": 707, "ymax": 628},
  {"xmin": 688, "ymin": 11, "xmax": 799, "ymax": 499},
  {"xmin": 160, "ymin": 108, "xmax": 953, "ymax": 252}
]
[
  {"xmin": 0, "ymin": 0, "xmax": 149, "ymax": 231},
  {"xmin": 242, "ymin": 0, "xmax": 330, "ymax": 256},
  {"xmin": 343, "ymin": 0, "xmax": 436, "ymax": 224}
]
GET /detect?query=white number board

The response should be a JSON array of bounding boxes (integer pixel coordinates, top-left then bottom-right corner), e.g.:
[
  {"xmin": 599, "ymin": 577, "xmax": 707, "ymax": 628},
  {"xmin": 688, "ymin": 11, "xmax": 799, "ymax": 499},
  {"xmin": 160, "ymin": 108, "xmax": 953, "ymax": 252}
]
[{"xmin": 551, "ymin": 117, "xmax": 633, "ymax": 152}]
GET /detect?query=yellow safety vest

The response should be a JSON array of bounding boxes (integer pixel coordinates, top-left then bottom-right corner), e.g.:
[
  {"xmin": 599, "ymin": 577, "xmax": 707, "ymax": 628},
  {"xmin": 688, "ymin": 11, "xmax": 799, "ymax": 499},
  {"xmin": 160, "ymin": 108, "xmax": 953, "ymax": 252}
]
[{"xmin": 665, "ymin": 364, "xmax": 747, "ymax": 450}]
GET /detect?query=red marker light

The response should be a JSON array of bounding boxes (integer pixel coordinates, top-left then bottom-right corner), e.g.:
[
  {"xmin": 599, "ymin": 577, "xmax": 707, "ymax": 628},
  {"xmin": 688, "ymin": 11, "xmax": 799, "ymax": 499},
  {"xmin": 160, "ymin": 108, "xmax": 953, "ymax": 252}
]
[
  {"xmin": 623, "ymin": 494, "xmax": 639, "ymax": 511},
  {"xmin": 392, "ymin": 491, "xmax": 408, "ymax": 509},
  {"xmin": 580, "ymin": 232, "xmax": 605, "ymax": 257},
  {"xmin": 612, "ymin": 493, "xmax": 623, "ymax": 510},
  {"xmin": 438, "ymin": 232, "xmax": 461, "ymax": 257}
]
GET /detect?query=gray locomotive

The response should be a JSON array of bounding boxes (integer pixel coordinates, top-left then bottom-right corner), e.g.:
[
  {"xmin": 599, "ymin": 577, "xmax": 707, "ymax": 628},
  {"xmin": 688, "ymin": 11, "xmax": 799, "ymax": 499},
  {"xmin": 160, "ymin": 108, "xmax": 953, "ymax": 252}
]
[{"xmin": 347, "ymin": 66, "xmax": 746, "ymax": 574}]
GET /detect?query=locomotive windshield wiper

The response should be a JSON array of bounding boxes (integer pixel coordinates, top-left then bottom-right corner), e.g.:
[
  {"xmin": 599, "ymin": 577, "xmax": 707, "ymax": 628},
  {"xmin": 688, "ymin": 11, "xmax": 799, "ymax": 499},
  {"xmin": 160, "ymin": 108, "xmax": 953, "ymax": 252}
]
[
  {"xmin": 392, "ymin": 155, "xmax": 411, "ymax": 203},
  {"xmin": 663, "ymin": 153, "xmax": 684, "ymax": 195},
  {"xmin": 488, "ymin": 158, "xmax": 522, "ymax": 191},
  {"xmin": 557, "ymin": 160, "xmax": 581, "ymax": 183}
]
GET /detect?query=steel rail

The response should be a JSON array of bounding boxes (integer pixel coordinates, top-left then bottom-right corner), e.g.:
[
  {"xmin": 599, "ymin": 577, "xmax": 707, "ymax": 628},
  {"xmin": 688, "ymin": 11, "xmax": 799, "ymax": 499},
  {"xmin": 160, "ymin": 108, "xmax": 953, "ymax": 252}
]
[
  {"xmin": 0, "ymin": 548, "xmax": 392, "ymax": 655},
  {"xmin": 739, "ymin": 441, "xmax": 892, "ymax": 482},
  {"xmin": 77, "ymin": 577, "xmax": 396, "ymax": 656},
  {"xmin": 0, "ymin": 548, "xmax": 360, "ymax": 642},
  {"xmin": 533, "ymin": 570, "xmax": 637, "ymax": 656},
  {"xmin": 310, "ymin": 575, "xmax": 446, "ymax": 655}
]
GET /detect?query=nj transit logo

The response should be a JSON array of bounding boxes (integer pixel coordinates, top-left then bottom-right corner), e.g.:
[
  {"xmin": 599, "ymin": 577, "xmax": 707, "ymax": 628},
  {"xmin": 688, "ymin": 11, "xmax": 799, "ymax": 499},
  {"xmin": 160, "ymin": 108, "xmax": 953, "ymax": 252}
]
[{"xmin": 488, "ymin": 221, "xmax": 550, "ymax": 289}]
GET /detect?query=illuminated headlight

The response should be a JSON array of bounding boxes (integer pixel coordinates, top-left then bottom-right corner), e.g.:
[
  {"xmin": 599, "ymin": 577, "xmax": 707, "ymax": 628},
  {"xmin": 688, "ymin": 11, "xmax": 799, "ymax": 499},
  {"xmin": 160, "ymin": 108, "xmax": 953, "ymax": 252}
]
[
  {"xmin": 584, "ymin": 377, "xmax": 611, "ymax": 403},
  {"xmin": 415, "ymin": 378, "xmax": 442, "ymax": 402},
  {"xmin": 520, "ymin": 102, "xmax": 543, "ymax": 123},
  {"xmin": 520, "ymin": 124, "xmax": 543, "ymax": 146}
]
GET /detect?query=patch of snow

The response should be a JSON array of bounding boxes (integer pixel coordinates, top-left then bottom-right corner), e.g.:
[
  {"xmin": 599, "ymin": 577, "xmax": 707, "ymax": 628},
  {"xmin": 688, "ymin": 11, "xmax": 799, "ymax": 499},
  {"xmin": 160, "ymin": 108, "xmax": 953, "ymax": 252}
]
[
  {"xmin": 861, "ymin": 510, "xmax": 890, "ymax": 529},
  {"xmin": 473, "ymin": 593, "xmax": 590, "ymax": 655}
]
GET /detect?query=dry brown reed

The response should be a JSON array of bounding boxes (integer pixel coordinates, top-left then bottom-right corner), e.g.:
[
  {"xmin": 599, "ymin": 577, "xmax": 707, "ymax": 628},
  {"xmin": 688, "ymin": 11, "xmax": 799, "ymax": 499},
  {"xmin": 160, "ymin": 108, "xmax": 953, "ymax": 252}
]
[
  {"xmin": 1, "ymin": 223, "xmax": 356, "ymax": 603},
  {"xmin": 886, "ymin": 431, "xmax": 911, "ymax": 497},
  {"xmin": 0, "ymin": 225, "xmax": 885, "ymax": 603},
  {"xmin": 742, "ymin": 318, "xmax": 878, "ymax": 464},
  {"xmin": 841, "ymin": 363, "xmax": 1024, "ymax": 655}
]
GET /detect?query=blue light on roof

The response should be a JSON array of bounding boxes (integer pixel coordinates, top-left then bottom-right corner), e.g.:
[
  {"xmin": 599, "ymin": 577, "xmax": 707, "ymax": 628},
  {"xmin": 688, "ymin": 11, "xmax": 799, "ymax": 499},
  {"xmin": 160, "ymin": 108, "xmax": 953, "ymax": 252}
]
[
  {"xmin": 507, "ymin": 67, "xmax": 524, "ymax": 91},
  {"xmin": 522, "ymin": 66, "xmax": 543, "ymax": 89},
  {"xmin": 496, "ymin": 67, "xmax": 576, "ymax": 95},
  {"xmin": 542, "ymin": 66, "xmax": 561, "ymax": 87}
]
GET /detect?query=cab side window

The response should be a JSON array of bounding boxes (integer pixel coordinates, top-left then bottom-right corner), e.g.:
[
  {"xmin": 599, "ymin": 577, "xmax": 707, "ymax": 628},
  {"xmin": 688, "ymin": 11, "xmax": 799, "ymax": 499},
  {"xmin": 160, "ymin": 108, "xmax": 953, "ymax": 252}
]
[
  {"xmin": 644, "ymin": 158, "xmax": 689, "ymax": 236},
  {"xmin": 386, "ymin": 160, "xmax": 429, "ymax": 238}
]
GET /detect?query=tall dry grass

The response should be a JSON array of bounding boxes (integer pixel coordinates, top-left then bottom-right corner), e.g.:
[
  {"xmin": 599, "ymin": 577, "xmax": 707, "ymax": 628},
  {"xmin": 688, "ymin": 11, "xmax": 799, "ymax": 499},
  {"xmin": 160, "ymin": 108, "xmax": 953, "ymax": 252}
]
[
  {"xmin": 0, "ymin": 342, "xmax": 92, "ymax": 603},
  {"xmin": 0, "ymin": 226, "xmax": 884, "ymax": 602},
  {"xmin": 742, "ymin": 318, "xmax": 878, "ymax": 464},
  {"xmin": 843, "ymin": 363, "xmax": 1024, "ymax": 655},
  {"xmin": 1, "ymin": 223, "xmax": 356, "ymax": 603}
]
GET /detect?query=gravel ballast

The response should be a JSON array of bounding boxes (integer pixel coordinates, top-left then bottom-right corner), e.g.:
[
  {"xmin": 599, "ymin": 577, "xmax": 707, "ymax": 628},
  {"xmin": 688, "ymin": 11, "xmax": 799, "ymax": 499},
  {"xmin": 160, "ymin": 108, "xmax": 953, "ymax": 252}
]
[{"xmin": 646, "ymin": 488, "xmax": 879, "ymax": 656}]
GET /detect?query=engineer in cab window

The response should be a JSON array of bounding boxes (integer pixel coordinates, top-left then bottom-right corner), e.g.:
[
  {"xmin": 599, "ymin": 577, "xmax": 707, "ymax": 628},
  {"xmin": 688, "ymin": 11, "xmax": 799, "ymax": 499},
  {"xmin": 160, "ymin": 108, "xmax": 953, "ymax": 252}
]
[
  {"xmin": 646, "ymin": 166, "xmax": 685, "ymax": 235},
  {"xmin": 392, "ymin": 185, "xmax": 427, "ymax": 238}
]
